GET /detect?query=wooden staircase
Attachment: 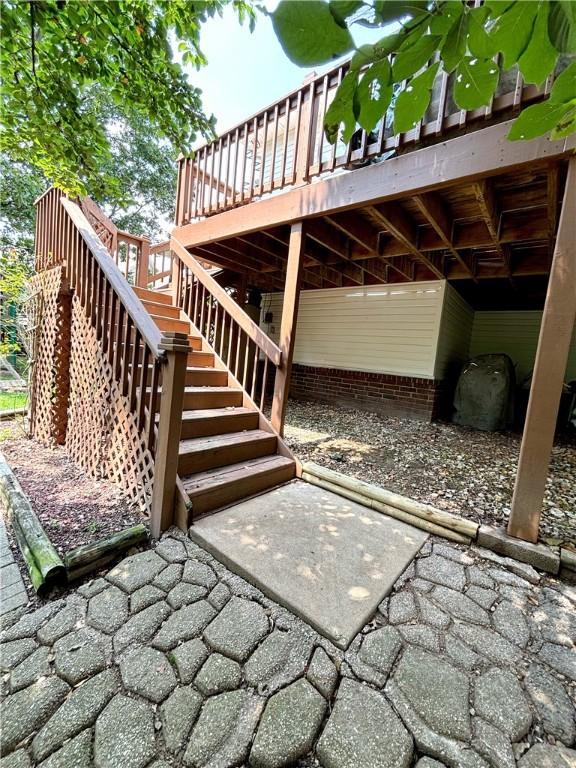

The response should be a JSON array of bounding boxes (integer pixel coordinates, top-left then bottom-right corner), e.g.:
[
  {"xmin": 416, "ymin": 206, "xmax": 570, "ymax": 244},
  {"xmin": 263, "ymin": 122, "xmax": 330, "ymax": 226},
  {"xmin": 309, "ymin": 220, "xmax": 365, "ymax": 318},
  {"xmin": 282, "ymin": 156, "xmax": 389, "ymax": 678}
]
[{"xmin": 133, "ymin": 285, "xmax": 296, "ymax": 519}]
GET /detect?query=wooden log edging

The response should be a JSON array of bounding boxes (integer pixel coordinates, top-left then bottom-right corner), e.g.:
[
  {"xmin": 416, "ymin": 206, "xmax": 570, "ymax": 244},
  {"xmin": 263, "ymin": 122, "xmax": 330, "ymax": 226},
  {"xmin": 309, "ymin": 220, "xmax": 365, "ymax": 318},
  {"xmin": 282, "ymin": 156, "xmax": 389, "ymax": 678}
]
[
  {"xmin": 302, "ymin": 461, "xmax": 479, "ymax": 544},
  {"xmin": 65, "ymin": 523, "xmax": 148, "ymax": 582},
  {"xmin": 0, "ymin": 451, "xmax": 66, "ymax": 594},
  {"xmin": 0, "ymin": 408, "xmax": 27, "ymax": 421}
]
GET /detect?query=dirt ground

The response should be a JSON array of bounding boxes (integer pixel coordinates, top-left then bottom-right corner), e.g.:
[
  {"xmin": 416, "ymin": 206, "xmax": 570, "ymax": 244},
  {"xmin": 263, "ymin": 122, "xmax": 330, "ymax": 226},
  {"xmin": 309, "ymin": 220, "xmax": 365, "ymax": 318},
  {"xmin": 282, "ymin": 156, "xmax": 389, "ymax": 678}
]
[
  {"xmin": 0, "ymin": 418, "xmax": 143, "ymax": 557},
  {"xmin": 281, "ymin": 399, "xmax": 576, "ymax": 547}
]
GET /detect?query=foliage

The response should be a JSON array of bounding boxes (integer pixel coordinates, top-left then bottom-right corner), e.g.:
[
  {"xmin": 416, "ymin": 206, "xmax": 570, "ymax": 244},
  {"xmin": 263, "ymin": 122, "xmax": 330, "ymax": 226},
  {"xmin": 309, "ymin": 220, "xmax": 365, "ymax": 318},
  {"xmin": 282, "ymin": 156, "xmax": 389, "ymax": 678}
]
[
  {"xmin": 0, "ymin": 157, "xmax": 46, "ymax": 252},
  {"xmin": 0, "ymin": 245, "xmax": 33, "ymax": 358},
  {"xmin": 1, "ymin": 0, "xmax": 255, "ymax": 197},
  {"xmin": 271, "ymin": 0, "xmax": 576, "ymax": 144}
]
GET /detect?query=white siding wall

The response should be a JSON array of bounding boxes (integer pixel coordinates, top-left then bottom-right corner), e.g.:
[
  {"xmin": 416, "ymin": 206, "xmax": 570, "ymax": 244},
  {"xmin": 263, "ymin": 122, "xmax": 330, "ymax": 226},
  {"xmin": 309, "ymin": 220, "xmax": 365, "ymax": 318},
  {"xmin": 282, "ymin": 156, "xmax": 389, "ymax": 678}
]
[
  {"xmin": 261, "ymin": 281, "xmax": 445, "ymax": 378},
  {"xmin": 434, "ymin": 283, "xmax": 474, "ymax": 379},
  {"xmin": 470, "ymin": 311, "xmax": 576, "ymax": 383}
]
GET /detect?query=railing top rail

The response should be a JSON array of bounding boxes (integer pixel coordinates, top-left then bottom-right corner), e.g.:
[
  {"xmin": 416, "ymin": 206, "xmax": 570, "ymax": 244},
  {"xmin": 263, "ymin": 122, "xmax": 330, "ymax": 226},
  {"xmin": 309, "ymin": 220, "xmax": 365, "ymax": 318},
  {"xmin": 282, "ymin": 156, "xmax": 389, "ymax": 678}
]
[
  {"xmin": 150, "ymin": 240, "xmax": 171, "ymax": 253},
  {"xmin": 190, "ymin": 62, "xmax": 342, "ymax": 155},
  {"xmin": 61, "ymin": 197, "xmax": 164, "ymax": 357},
  {"xmin": 171, "ymin": 236, "xmax": 282, "ymax": 367}
]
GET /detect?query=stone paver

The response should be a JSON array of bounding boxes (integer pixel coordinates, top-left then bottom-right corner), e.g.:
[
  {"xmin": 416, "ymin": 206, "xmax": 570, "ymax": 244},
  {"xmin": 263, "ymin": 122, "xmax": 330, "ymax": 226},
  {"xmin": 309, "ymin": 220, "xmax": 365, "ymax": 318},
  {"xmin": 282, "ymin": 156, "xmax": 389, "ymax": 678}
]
[
  {"xmin": 474, "ymin": 668, "xmax": 532, "ymax": 741},
  {"xmin": 120, "ymin": 646, "xmax": 177, "ymax": 702},
  {"xmin": 94, "ymin": 694, "xmax": 156, "ymax": 768},
  {"xmin": 195, "ymin": 653, "xmax": 242, "ymax": 696},
  {"xmin": 250, "ymin": 678, "xmax": 326, "ymax": 768},
  {"xmin": 307, "ymin": 646, "xmax": 339, "ymax": 699},
  {"xmin": 31, "ymin": 668, "xmax": 119, "ymax": 762},
  {"xmin": 184, "ymin": 689, "xmax": 264, "ymax": 767},
  {"xmin": 525, "ymin": 663, "xmax": 576, "ymax": 746},
  {"xmin": 106, "ymin": 550, "xmax": 167, "ymax": 593},
  {"xmin": 0, "ymin": 518, "xmax": 27, "ymax": 617},
  {"xmin": 53, "ymin": 627, "xmax": 110, "ymax": 684},
  {"xmin": 244, "ymin": 628, "xmax": 313, "ymax": 695},
  {"xmin": 316, "ymin": 678, "xmax": 413, "ymax": 768},
  {"xmin": 87, "ymin": 585, "xmax": 129, "ymax": 633},
  {"xmin": 1, "ymin": 527, "xmax": 575, "ymax": 768},
  {"xmin": 203, "ymin": 596, "xmax": 269, "ymax": 661},
  {"xmin": 161, "ymin": 686, "xmax": 203, "ymax": 754},
  {"xmin": 391, "ymin": 646, "xmax": 471, "ymax": 741},
  {"xmin": 518, "ymin": 743, "xmax": 576, "ymax": 767}
]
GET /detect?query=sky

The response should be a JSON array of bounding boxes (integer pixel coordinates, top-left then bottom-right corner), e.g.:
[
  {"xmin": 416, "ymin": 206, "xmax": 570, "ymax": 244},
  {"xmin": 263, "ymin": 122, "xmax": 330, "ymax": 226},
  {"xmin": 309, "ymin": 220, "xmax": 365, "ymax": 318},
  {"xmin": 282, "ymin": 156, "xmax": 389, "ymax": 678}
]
[{"xmin": 190, "ymin": 3, "xmax": 384, "ymax": 136}]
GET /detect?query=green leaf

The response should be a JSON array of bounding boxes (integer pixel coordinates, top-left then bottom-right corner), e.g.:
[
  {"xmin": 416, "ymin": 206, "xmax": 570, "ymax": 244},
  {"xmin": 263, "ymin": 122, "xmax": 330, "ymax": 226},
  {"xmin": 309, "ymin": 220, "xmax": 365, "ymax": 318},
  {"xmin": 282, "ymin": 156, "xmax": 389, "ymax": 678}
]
[
  {"xmin": 272, "ymin": 0, "xmax": 354, "ymax": 66},
  {"xmin": 329, "ymin": 0, "xmax": 363, "ymax": 25},
  {"xmin": 507, "ymin": 99, "xmax": 574, "ymax": 140},
  {"xmin": 350, "ymin": 33, "xmax": 401, "ymax": 71},
  {"xmin": 490, "ymin": 1, "xmax": 538, "ymax": 68},
  {"xmin": 484, "ymin": 0, "xmax": 515, "ymax": 16},
  {"xmin": 430, "ymin": 1, "xmax": 463, "ymax": 36},
  {"xmin": 453, "ymin": 57, "xmax": 500, "ymax": 110},
  {"xmin": 324, "ymin": 70, "xmax": 360, "ymax": 144},
  {"xmin": 551, "ymin": 104, "xmax": 576, "ymax": 138},
  {"xmin": 373, "ymin": 1, "xmax": 428, "ymax": 24},
  {"xmin": 356, "ymin": 59, "xmax": 393, "ymax": 133},
  {"xmin": 468, "ymin": 6, "xmax": 497, "ymax": 59},
  {"xmin": 549, "ymin": 61, "xmax": 576, "ymax": 103},
  {"xmin": 392, "ymin": 35, "xmax": 441, "ymax": 82},
  {"xmin": 518, "ymin": 2, "xmax": 557, "ymax": 85},
  {"xmin": 548, "ymin": 0, "xmax": 576, "ymax": 53},
  {"xmin": 441, "ymin": 9, "xmax": 469, "ymax": 73},
  {"xmin": 393, "ymin": 62, "xmax": 440, "ymax": 133}
]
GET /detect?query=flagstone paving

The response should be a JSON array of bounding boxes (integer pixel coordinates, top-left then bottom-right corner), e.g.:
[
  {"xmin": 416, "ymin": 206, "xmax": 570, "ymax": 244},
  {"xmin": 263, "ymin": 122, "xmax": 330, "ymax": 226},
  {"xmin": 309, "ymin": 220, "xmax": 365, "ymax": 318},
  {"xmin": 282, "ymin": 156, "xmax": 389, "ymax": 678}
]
[{"xmin": 1, "ymin": 529, "xmax": 575, "ymax": 768}]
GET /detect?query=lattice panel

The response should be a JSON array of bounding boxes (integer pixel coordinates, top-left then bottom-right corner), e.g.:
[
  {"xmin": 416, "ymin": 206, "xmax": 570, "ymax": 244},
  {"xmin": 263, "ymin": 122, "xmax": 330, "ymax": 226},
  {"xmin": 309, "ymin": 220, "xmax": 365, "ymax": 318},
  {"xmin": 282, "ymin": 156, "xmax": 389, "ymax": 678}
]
[
  {"xmin": 28, "ymin": 267, "xmax": 71, "ymax": 445},
  {"xmin": 65, "ymin": 295, "xmax": 154, "ymax": 513}
]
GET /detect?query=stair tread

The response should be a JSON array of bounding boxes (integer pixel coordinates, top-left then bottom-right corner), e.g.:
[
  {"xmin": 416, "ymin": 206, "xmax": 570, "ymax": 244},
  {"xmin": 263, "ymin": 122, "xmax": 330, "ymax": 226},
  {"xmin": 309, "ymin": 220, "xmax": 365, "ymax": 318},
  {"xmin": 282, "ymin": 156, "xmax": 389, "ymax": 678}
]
[
  {"xmin": 185, "ymin": 386, "xmax": 242, "ymax": 393},
  {"xmin": 182, "ymin": 455, "xmax": 295, "ymax": 493},
  {"xmin": 180, "ymin": 429, "xmax": 275, "ymax": 454},
  {"xmin": 181, "ymin": 407, "xmax": 256, "ymax": 420}
]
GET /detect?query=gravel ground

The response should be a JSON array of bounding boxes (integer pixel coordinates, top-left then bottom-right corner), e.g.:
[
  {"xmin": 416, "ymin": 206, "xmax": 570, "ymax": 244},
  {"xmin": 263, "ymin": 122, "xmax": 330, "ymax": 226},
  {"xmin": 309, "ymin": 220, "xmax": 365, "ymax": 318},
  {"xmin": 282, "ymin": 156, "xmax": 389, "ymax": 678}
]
[
  {"xmin": 0, "ymin": 419, "xmax": 143, "ymax": 557},
  {"xmin": 281, "ymin": 399, "xmax": 576, "ymax": 547}
]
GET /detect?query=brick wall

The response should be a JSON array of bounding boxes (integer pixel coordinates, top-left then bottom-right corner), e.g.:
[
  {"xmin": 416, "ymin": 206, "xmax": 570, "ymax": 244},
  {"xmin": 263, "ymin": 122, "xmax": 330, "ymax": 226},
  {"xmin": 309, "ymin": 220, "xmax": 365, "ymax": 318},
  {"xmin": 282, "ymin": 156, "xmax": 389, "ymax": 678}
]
[{"xmin": 290, "ymin": 365, "xmax": 445, "ymax": 421}]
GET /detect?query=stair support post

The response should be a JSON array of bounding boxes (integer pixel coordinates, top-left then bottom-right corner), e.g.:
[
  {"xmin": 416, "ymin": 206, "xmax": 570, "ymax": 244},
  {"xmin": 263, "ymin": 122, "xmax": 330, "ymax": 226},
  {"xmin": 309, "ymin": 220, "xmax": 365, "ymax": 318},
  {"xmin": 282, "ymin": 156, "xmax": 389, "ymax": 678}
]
[
  {"xmin": 136, "ymin": 237, "xmax": 150, "ymax": 289},
  {"xmin": 150, "ymin": 331, "xmax": 189, "ymax": 539},
  {"xmin": 507, "ymin": 156, "xmax": 576, "ymax": 543},
  {"xmin": 271, "ymin": 221, "xmax": 304, "ymax": 436}
]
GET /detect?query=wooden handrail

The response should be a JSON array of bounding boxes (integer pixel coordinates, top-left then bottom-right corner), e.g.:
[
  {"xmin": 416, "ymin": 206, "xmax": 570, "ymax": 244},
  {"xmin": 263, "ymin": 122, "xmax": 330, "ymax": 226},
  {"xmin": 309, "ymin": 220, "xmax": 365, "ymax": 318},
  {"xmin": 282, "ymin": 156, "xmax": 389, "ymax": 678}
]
[
  {"xmin": 170, "ymin": 236, "xmax": 282, "ymax": 367},
  {"xmin": 62, "ymin": 199, "xmax": 164, "ymax": 356}
]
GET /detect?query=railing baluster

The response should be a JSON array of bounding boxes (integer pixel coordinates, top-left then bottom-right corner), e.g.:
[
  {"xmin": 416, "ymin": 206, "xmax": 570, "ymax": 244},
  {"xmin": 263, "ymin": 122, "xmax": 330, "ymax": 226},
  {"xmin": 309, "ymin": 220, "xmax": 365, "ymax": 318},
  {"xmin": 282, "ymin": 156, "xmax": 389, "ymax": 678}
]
[
  {"xmin": 260, "ymin": 357, "xmax": 268, "ymax": 412},
  {"xmin": 137, "ymin": 344, "xmax": 150, "ymax": 430}
]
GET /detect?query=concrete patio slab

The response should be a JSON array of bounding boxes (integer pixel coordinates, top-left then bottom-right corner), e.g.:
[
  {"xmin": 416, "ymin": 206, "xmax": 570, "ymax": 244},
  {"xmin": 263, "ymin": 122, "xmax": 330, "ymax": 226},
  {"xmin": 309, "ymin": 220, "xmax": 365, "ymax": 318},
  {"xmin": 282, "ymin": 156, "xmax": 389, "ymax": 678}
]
[{"xmin": 189, "ymin": 480, "xmax": 428, "ymax": 648}]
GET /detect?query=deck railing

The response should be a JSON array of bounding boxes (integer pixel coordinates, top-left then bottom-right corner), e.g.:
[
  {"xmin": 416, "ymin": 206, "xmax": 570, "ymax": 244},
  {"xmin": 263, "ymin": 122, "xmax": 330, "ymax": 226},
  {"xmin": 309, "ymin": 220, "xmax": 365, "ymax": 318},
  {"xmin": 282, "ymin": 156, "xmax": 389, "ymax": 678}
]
[
  {"xmin": 175, "ymin": 58, "xmax": 554, "ymax": 224},
  {"xmin": 170, "ymin": 236, "xmax": 284, "ymax": 422},
  {"xmin": 34, "ymin": 188, "xmax": 188, "ymax": 536}
]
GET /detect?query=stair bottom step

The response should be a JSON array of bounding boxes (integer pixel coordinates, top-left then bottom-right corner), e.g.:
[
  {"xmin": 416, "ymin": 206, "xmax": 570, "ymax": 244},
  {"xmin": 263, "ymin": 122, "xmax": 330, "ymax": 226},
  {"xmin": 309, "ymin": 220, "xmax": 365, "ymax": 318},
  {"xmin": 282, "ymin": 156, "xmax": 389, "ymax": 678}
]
[{"xmin": 182, "ymin": 455, "xmax": 295, "ymax": 516}]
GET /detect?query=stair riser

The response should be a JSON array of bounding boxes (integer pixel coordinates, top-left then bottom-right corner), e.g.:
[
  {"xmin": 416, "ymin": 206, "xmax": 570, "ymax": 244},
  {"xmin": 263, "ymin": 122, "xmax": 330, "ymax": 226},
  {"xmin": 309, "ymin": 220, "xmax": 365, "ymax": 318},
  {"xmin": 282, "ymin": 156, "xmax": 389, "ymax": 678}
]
[
  {"xmin": 133, "ymin": 287, "xmax": 173, "ymax": 305},
  {"xmin": 189, "ymin": 463, "xmax": 295, "ymax": 516},
  {"xmin": 182, "ymin": 390, "xmax": 243, "ymax": 409},
  {"xmin": 187, "ymin": 370, "xmax": 228, "ymax": 387},
  {"xmin": 123, "ymin": 335, "xmax": 202, "ymax": 354},
  {"xmin": 142, "ymin": 300, "xmax": 181, "ymax": 320},
  {"xmin": 152, "ymin": 316, "xmax": 190, "ymax": 334},
  {"xmin": 138, "ymin": 367, "xmax": 227, "ymax": 387},
  {"xmin": 179, "ymin": 435, "xmax": 277, "ymax": 475},
  {"xmin": 180, "ymin": 412, "xmax": 259, "ymax": 439},
  {"xmin": 188, "ymin": 352, "xmax": 215, "ymax": 368}
]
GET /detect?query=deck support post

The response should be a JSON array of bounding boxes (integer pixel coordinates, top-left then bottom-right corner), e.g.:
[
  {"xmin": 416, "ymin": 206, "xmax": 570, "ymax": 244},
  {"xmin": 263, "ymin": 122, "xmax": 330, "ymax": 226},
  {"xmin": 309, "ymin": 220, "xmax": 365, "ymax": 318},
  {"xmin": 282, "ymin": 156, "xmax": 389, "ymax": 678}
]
[
  {"xmin": 150, "ymin": 332, "xmax": 189, "ymax": 539},
  {"xmin": 507, "ymin": 157, "xmax": 576, "ymax": 543},
  {"xmin": 271, "ymin": 221, "xmax": 304, "ymax": 436}
]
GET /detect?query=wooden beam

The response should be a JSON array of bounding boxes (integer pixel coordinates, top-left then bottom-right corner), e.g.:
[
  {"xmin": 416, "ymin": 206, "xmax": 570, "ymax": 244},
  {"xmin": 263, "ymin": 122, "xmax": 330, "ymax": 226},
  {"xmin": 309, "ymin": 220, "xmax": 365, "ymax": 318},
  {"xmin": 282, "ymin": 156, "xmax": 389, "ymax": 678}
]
[
  {"xmin": 370, "ymin": 202, "xmax": 445, "ymax": 279},
  {"xmin": 508, "ymin": 157, "xmax": 576, "ymax": 543},
  {"xmin": 547, "ymin": 164, "xmax": 560, "ymax": 255},
  {"xmin": 271, "ymin": 222, "xmax": 305, "ymax": 435},
  {"xmin": 413, "ymin": 193, "xmax": 477, "ymax": 281},
  {"xmin": 174, "ymin": 121, "xmax": 574, "ymax": 249}
]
